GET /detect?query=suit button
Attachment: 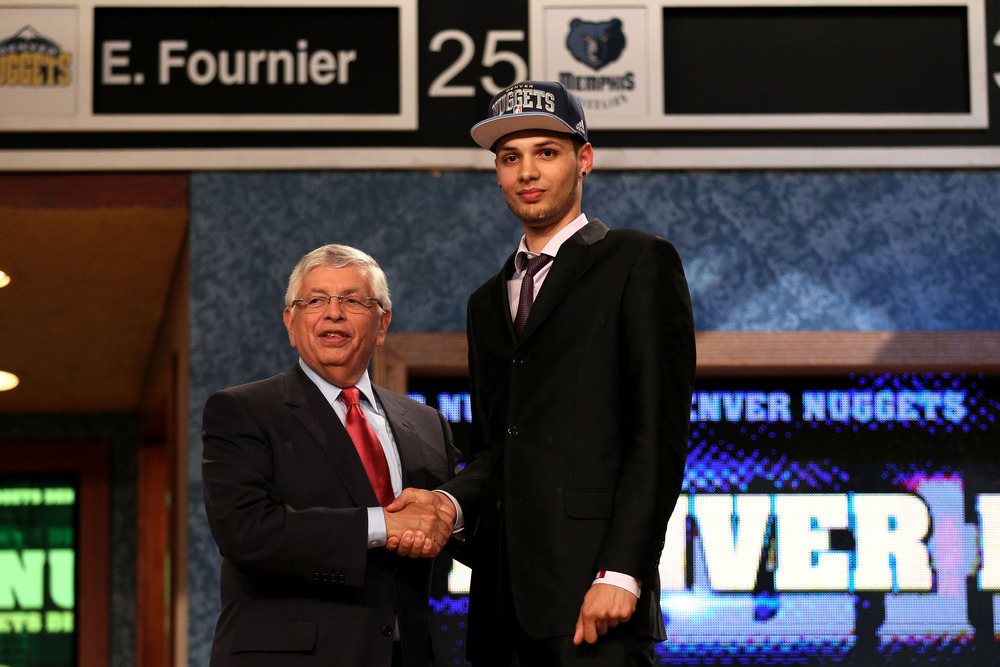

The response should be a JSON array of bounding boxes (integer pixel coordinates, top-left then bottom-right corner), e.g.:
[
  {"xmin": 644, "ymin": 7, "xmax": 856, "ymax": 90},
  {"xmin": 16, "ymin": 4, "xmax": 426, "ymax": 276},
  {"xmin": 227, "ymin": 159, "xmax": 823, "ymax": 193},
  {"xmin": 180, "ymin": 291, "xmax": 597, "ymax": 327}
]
[
  {"xmin": 496, "ymin": 499, "xmax": 503, "ymax": 510},
  {"xmin": 506, "ymin": 427, "xmax": 518, "ymax": 437},
  {"xmin": 512, "ymin": 357, "xmax": 525, "ymax": 367},
  {"xmin": 380, "ymin": 625, "xmax": 393, "ymax": 637}
]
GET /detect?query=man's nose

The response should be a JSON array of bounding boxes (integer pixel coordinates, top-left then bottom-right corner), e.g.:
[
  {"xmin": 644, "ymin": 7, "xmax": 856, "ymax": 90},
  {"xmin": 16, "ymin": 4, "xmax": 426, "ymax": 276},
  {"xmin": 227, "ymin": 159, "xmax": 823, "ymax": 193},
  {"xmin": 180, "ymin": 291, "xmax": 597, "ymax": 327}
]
[
  {"xmin": 322, "ymin": 297, "xmax": 346, "ymax": 318},
  {"xmin": 518, "ymin": 157, "xmax": 539, "ymax": 180}
]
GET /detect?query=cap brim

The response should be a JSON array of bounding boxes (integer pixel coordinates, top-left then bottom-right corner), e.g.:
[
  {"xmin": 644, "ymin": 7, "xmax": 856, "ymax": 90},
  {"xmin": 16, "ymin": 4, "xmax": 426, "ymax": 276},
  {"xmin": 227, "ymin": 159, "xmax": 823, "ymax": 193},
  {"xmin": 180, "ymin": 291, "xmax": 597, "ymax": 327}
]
[{"xmin": 470, "ymin": 113, "xmax": 579, "ymax": 151}]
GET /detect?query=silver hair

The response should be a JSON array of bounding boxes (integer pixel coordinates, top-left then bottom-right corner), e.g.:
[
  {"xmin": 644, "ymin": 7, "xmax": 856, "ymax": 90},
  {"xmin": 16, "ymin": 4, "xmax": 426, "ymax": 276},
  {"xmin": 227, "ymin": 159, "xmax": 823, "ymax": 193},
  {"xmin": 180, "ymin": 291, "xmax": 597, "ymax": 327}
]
[{"xmin": 284, "ymin": 244, "xmax": 392, "ymax": 311}]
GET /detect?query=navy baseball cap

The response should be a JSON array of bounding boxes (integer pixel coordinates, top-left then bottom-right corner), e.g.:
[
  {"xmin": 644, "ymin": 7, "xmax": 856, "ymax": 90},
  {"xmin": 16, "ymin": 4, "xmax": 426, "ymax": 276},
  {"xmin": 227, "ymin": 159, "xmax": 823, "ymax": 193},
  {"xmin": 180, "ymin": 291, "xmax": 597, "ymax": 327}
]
[{"xmin": 470, "ymin": 80, "xmax": 589, "ymax": 151}]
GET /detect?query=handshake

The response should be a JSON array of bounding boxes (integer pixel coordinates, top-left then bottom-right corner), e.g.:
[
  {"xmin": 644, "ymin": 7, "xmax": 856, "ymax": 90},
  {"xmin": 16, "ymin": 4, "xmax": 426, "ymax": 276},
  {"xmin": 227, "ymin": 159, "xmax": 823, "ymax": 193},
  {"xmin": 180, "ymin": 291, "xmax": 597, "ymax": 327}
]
[{"xmin": 382, "ymin": 488, "xmax": 457, "ymax": 558}]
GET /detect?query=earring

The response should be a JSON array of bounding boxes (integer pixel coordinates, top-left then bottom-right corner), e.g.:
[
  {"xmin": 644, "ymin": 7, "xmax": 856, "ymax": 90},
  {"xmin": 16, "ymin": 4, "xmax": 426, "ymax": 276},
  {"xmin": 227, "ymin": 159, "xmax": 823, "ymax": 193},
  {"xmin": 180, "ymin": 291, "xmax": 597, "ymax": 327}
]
[{"xmin": 581, "ymin": 171, "xmax": 587, "ymax": 177}]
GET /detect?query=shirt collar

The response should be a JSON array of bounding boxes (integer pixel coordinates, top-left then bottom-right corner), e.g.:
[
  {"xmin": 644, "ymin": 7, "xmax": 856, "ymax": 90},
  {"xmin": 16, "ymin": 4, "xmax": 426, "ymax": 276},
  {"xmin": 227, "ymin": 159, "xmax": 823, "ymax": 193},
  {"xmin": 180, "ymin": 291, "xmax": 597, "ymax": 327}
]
[{"xmin": 297, "ymin": 358, "xmax": 378, "ymax": 411}]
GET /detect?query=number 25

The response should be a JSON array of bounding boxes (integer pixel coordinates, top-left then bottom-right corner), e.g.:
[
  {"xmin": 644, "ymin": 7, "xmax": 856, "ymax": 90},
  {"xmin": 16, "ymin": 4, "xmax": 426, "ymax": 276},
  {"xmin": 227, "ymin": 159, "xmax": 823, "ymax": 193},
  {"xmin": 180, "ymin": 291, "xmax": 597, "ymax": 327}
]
[{"xmin": 428, "ymin": 29, "xmax": 527, "ymax": 97}]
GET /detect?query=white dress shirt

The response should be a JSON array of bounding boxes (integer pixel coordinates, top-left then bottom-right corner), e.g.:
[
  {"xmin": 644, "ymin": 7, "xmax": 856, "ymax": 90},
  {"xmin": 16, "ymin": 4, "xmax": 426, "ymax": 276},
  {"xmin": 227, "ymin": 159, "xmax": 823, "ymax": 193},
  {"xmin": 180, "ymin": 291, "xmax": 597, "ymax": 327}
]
[{"xmin": 298, "ymin": 358, "xmax": 401, "ymax": 548}]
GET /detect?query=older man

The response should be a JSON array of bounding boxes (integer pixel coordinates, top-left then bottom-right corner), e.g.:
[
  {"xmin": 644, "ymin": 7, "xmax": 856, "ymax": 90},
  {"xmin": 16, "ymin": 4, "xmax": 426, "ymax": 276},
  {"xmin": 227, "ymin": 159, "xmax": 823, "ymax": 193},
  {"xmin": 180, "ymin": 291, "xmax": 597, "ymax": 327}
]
[{"xmin": 202, "ymin": 244, "xmax": 461, "ymax": 666}]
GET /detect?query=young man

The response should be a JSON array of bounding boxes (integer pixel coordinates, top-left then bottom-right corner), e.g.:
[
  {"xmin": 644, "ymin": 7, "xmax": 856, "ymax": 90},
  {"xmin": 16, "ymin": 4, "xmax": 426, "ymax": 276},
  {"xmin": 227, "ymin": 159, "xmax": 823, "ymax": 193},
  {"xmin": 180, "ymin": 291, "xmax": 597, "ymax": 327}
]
[
  {"xmin": 202, "ymin": 244, "xmax": 461, "ymax": 666},
  {"xmin": 393, "ymin": 81, "xmax": 696, "ymax": 665}
]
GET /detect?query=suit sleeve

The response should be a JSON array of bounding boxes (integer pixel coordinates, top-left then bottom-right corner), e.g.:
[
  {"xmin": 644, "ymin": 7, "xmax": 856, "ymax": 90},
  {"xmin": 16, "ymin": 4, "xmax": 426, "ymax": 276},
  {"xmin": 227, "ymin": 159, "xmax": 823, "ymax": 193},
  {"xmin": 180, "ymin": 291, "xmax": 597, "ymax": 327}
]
[
  {"xmin": 598, "ymin": 237, "xmax": 696, "ymax": 579},
  {"xmin": 202, "ymin": 388, "xmax": 370, "ymax": 586},
  {"xmin": 436, "ymin": 298, "xmax": 491, "ymax": 531},
  {"xmin": 438, "ymin": 406, "xmax": 465, "ymax": 481}
]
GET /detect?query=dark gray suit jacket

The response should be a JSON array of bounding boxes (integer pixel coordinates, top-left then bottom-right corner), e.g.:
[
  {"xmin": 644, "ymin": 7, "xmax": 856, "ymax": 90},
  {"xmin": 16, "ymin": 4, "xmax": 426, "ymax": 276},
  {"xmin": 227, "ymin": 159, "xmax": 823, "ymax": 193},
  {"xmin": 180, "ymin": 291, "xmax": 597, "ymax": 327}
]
[
  {"xmin": 203, "ymin": 364, "xmax": 461, "ymax": 666},
  {"xmin": 439, "ymin": 219, "xmax": 696, "ymax": 656}
]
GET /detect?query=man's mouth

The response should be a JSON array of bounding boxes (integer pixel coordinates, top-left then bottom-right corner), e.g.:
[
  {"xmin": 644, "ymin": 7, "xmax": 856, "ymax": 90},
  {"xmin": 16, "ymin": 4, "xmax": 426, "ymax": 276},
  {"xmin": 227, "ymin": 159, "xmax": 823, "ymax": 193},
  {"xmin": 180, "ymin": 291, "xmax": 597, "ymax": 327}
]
[{"xmin": 518, "ymin": 189, "xmax": 544, "ymax": 202}]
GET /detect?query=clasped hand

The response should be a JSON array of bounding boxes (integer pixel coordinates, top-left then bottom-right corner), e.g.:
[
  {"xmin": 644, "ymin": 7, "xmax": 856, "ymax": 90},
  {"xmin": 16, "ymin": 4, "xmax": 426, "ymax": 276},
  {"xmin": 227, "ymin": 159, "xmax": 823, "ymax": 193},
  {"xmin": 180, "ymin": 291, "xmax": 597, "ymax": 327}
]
[
  {"xmin": 383, "ymin": 488, "xmax": 456, "ymax": 558},
  {"xmin": 573, "ymin": 583, "xmax": 638, "ymax": 645}
]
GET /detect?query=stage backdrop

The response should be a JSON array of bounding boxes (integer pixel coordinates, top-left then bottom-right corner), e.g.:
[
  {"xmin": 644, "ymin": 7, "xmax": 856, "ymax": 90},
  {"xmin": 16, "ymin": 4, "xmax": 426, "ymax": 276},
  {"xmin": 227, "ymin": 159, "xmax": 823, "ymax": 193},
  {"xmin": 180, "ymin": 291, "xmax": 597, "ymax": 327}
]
[{"xmin": 185, "ymin": 168, "xmax": 1000, "ymax": 666}]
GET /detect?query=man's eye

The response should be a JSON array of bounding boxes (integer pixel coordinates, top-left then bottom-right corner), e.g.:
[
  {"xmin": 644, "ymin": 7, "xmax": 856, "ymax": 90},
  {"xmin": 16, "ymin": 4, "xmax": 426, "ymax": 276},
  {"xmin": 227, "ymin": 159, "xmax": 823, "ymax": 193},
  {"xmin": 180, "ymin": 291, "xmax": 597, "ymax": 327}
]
[
  {"xmin": 307, "ymin": 297, "xmax": 326, "ymax": 307},
  {"xmin": 344, "ymin": 297, "xmax": 363, "ymax": 306}
]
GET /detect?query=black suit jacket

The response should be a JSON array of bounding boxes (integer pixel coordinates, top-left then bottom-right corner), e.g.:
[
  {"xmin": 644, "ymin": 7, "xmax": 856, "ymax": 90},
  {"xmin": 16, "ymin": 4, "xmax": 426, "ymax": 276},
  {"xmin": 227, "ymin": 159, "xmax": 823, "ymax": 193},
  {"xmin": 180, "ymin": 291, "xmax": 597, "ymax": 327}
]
[
  {"xmin": 439, "ymin": 219, "xmax": 696, "ymax": 655},
  {"xmin": 202, "ymin": 364, "xmax": 461, "ymax": 666}
]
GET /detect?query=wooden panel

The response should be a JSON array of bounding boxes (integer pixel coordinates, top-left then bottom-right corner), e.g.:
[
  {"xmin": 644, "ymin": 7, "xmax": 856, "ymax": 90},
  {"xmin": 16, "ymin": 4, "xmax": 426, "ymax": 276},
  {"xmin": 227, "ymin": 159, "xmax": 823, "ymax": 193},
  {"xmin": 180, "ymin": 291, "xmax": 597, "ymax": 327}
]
[
  {"xmin": 373, "ymin": 331, "xmax": 1000, "ymax": 392},
  {"xmin": 137, "ymin": 438, "xmax": 171, "ymax": 667},
  {"xmin": 0, "ymin": 174, "xmax": 188, "ymax": 208}
]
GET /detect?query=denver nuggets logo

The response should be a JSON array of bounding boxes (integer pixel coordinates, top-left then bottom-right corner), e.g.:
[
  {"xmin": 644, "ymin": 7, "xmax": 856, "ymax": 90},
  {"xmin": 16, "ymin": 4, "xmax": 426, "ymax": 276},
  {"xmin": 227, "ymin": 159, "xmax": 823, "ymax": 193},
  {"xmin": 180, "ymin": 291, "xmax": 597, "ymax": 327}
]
[
  {"xmin": 566, "ymin": 18, "xmax": 625, "ymax": 72},
  {"xmin": 0, "ymin": 25, "xmax": 72, "ymax": 87}
]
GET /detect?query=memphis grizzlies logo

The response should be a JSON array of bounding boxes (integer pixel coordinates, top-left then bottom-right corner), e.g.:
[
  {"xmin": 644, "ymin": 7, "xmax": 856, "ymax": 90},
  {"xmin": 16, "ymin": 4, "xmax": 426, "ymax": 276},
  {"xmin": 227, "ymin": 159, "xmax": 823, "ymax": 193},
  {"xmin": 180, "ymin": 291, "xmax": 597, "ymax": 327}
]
[{"xmin": 565, "ymin": 18, "xmax": 625, "ymax": 71}]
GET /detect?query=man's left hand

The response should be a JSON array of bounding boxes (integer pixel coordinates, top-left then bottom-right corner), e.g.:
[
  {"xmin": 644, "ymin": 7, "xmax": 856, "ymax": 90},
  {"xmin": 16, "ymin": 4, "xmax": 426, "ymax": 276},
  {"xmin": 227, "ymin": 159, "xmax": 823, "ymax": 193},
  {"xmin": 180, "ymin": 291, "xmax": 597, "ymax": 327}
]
[
  {"xmin": 572, "ymin": 583, "xmax": 637, "ymax": 645},
  {"xmin": 383, "ymin": 488, "xmax": 456, "ymax": 557}
]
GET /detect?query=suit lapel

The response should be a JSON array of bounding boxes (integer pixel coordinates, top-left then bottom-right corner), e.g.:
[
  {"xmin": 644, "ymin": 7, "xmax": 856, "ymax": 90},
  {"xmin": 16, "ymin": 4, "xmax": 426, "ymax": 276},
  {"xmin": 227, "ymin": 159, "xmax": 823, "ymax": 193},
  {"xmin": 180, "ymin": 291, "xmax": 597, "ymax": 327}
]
[
  {"xmin": 518, "ymin": 218, "xmax": 609, "ymax": 343},
  {"xmin": 283, "ymin": 365, "xmax": 379, "ymax": 507},
  {"xmin": 375, "ymin": 388, "xmax": 421, "ymax": 488},
  {"xmin": 495, "ymin": 253, "xmax": 519, "ymax": 343}
]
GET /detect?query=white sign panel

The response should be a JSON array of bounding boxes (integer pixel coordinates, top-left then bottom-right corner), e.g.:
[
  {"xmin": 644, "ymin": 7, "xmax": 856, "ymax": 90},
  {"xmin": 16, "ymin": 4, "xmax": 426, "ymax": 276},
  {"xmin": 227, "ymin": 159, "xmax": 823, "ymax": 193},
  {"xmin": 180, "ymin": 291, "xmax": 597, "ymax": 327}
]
[
  {"xmin": 531, "ymin": 0, "xmax": 989, "ymax": 131},
  {"xmin": 0, "ymin": 0, "xmax": 418, "ymax": 131},
  {"xmin": 0, "ymin": 7, "xmax": 78, "ymax": 117}
]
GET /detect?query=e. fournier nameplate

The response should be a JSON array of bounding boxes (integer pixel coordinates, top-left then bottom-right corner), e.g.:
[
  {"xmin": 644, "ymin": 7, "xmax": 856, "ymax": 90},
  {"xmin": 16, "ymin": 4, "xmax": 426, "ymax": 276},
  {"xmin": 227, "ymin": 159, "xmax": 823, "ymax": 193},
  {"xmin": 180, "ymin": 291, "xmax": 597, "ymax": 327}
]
[{"xmin": 1, "ymin": 0, "xmax": 417, "ymax": 131}]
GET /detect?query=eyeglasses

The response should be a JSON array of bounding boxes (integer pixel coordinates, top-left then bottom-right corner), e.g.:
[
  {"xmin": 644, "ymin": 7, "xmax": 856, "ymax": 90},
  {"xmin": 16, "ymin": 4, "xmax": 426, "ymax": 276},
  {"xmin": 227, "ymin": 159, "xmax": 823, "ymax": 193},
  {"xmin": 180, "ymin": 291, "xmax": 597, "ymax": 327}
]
[{"xmin": 291, "ymin": 294, "xmax": 382, "ymax": 314}]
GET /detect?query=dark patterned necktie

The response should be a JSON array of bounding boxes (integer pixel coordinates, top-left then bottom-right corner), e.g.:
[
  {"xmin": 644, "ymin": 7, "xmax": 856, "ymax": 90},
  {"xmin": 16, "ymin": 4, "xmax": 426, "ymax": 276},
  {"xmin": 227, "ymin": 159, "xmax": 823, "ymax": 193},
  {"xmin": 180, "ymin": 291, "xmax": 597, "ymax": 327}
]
[
  {"xmin": 514, "ymin": 252, "xmax": 551, "ymax": 338},
  {"xmin": 340, "ymin": 387, "xmax": 394, "ymax": 505}
]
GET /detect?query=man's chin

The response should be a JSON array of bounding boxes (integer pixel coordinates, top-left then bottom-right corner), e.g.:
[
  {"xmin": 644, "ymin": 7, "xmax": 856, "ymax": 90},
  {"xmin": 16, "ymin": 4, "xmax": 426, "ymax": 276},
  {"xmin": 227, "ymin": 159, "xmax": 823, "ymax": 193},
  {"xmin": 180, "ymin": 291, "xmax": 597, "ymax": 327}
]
[{"xmin": 510, "ymin": 205, "xmax": 554, "ymax": 226}]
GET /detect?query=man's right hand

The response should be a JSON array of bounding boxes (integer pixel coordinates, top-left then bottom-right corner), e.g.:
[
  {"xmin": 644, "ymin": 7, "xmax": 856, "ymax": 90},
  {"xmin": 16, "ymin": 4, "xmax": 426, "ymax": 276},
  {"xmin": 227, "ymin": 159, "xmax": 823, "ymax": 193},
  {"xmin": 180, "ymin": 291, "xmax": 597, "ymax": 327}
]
[{"xmin": 383, "ymin": 488, "xmax": 456, "ymax": 557}]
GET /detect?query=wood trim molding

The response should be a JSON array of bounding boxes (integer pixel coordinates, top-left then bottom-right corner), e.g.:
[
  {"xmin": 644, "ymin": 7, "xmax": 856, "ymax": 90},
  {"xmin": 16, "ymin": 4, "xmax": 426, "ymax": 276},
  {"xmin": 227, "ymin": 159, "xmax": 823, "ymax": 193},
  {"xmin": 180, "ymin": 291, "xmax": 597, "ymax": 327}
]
[
  {"xmin": 373, "ymin": 331, "xmax": 1000, "ymax": 393},
  {"xmin": 373, "ymin": 332, "xmax": 469, "ymax": 392},
  {"xmin": 693, "ymin": 330, "xmax": 1000, "ymax": 376},
  {"xmin": 0, "ymin": 174, "xmax": 188, "ymax": 208}
]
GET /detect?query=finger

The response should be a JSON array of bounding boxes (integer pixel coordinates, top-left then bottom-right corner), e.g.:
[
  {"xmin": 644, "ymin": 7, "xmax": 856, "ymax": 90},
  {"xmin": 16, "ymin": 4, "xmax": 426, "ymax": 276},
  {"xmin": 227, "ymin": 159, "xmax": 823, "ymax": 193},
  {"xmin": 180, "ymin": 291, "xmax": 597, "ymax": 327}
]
[
  {"xmin": 585, "ymin": 619, "xmax": 599, "ymax": 644},
  {"xmin": 573, "ymin": 617, "xmax": 585, "ymax": 645},
  {"xmin": 385, "ymin": 488, "xmax": 415, "ymax": 512},
  {"xmin": 407, "ymin": 531, "xmax": 426, "ymax": 558},
  {"xmin": 396, "ymin": 530, "xmax": 415, "ymax": 557},
  {"xmin": 385, "ymin": 535, "xmax": 400, "ymax": 551}
]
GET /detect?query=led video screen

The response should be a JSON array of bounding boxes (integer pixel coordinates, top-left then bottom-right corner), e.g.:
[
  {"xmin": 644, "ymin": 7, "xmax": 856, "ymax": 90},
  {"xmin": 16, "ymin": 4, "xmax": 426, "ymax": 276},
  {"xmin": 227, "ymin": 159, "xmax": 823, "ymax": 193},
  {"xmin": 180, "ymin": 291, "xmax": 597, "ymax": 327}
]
[
  {"xmin": 0, "ymin": 473, "xmax": 78, "ymax": 667},
  {"xmin": 409, "ymin": 371, "xmax": 1000, "ymax": 665}
]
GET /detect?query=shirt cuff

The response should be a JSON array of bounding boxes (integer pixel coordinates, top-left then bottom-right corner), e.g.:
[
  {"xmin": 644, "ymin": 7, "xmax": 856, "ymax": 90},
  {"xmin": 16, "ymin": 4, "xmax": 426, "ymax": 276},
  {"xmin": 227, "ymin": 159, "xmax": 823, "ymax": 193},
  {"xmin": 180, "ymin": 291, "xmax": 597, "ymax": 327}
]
[
  {"xmin": 433, "ymin": 490, "xmax": 464, "ymax": 532},
  {"xmin": 592, "ymin": 570, "xmax": 641, "ymax": 598},
  {"xmin": 367, "ymin": 506, "xmax": 387, "ymax": 548}
]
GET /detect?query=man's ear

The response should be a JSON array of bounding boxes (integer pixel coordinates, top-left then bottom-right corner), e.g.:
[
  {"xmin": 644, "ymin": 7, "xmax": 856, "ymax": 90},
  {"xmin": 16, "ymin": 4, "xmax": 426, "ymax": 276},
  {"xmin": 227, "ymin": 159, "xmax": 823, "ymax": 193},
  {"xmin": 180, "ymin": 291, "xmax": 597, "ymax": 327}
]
[
  {"xmin": 282, "ymin": 307, "xmax": 297, "ymax": 348},
  {"xmin": 375, "ymin": 309, "xmax": 392, "ymax": 347},
  {"xmin": 578, "ymin": 142, "xmax": 594, "ymax": 176}
]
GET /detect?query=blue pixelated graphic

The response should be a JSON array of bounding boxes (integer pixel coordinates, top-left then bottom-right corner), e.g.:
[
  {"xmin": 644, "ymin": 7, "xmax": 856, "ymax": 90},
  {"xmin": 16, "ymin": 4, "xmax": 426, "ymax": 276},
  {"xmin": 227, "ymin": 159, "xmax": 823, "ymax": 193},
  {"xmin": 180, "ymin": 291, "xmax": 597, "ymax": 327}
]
[{"xmin": 421, "ymin": 374, "xmax": 1000, "ymax": 665}]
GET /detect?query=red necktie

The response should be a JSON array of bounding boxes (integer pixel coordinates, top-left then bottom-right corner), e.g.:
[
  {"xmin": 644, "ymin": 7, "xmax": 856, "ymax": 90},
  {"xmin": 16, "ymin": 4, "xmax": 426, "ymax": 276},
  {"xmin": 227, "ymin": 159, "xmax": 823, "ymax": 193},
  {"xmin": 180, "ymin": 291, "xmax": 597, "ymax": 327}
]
[
  {"xmin": 340, "ymin": 387, "xmax": 394, "ymax": 506},
  {"xmin": 514, "ymin": 252, "xmax": 551, "ymax": 338}
]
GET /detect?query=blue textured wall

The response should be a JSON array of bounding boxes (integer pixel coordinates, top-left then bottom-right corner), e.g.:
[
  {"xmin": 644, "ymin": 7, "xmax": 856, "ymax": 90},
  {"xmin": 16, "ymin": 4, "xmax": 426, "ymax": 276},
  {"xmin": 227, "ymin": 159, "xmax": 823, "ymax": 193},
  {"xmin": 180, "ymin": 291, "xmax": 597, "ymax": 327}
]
[{"xmin": 186, "ymin": 169, "xmax": 1000, "ymax": 665}]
